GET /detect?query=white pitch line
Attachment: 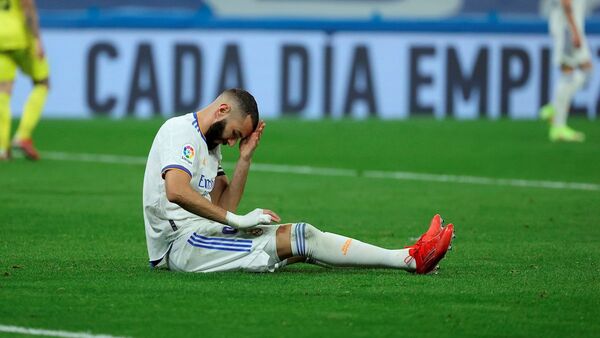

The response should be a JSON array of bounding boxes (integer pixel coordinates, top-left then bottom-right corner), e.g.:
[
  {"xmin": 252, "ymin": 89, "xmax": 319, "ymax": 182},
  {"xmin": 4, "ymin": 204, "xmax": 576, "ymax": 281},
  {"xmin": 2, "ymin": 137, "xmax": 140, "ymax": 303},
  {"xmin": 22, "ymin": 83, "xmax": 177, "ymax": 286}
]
[
  {"xmin": 251, "ymin": 162, "xmax": 357, "ymax": 177},
  {"xmin": 0, "ymin": 324, "xmax": 130, "ymax": 338},
  {"xmin": 42, "ymin": 151, "xmax": 147, "ymax": 165},
  {"xmin": 41, "ymin": 151, "xmax": 600, "ymax": 192},
  {"xmin": 363, "ymin": 170, "xmax": 600, "ymax": 192}
]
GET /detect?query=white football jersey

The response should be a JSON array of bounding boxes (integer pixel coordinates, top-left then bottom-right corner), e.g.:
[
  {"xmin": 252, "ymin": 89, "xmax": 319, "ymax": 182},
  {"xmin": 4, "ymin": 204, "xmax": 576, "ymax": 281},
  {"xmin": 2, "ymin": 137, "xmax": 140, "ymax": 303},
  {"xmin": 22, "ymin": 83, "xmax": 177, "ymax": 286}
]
[{"xmin": 143, "ymin": 112, "xmax": 224, "ymax": 265}]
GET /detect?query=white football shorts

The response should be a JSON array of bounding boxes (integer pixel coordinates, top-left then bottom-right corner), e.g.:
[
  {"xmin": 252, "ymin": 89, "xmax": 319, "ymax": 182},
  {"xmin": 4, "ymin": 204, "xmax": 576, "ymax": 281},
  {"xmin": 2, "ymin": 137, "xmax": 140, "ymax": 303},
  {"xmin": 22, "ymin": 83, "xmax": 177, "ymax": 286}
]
[{"xmin": 167, "ymin": 220, "xmax": 288, "ymax": 273}]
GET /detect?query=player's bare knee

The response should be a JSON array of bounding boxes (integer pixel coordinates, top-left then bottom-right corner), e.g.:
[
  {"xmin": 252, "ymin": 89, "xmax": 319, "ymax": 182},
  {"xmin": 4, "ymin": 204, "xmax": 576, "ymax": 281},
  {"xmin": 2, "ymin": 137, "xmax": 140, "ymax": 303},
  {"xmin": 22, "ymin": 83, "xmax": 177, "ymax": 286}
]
[
  {"xmin": 560, "ymin": 64, "xmax": 574, "ymax": 74},
  {"xmin": 580, "ymin": 61, "xmax": 593, "ymax": 73},
  {"xmin": 275, "ymin": 224, "xmax": 293, "ymax": 259},
  {"xmin": 276, "ymin": 223, "xmax": 291, "ymax": 238},
  {"xmin": 0, "ymin": 81, "xmax": 14, "ymax": 94}
]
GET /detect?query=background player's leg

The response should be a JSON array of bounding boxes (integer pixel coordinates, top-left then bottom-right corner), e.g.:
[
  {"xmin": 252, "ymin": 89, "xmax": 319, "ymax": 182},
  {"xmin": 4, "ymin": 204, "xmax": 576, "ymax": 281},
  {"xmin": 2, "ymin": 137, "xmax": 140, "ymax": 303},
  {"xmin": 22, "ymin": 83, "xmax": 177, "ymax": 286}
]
[
  {"xmin": 552, "ymin": 65, "xmax": 585, "ymax": 128},
  {"xmin": 277, "ymin": 223, "xmax": 415, "ymax": 270},
  {"xmin": 0, "ymin": 52, "xmax": 17, "ymax": 160},
  {"xmin": 15, "ymin": 79, "xmax": 48, "ymax": 141},
  {"xmin": 12, "ymin": 49, "xmax": 50, "ymax": 160},
  {"xmin": 580, "ymin": 60, "xmax": 592, "ymax": 73},
  {"xmin": 13, "ymin": 48, "xmax": 50, "ymax": 160},
  {"xmin": 0, "ymin": 81, "xmax": 13, "ymax": 159}
]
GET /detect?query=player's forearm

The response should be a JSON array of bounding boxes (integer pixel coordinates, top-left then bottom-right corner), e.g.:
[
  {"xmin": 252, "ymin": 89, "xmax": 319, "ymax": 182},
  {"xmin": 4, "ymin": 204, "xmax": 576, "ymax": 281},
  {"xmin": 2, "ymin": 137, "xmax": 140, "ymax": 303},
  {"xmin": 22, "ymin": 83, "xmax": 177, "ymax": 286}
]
[
  {"xmin": 168, "ymin": 186, "xmax": 228, "ymax": 224},
  {"xmin": 22, "ymin": 0, "xmax": 41, "ymax": 38},
  {"xmin": 169, "ymin": 182, "xmax": 273, "ymax": 229},
  {"xmin": 218, "ymin": 158, "xmax": 251, "ymax": 212}
]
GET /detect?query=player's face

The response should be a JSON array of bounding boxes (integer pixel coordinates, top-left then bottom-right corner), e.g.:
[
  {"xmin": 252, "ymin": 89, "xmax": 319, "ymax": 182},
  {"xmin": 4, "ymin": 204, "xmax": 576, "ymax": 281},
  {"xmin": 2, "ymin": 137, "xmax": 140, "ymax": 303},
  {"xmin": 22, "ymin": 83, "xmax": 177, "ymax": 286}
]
[{"xmin": 205, "ymin": 114, "xmax": 254, "ymax": 150}]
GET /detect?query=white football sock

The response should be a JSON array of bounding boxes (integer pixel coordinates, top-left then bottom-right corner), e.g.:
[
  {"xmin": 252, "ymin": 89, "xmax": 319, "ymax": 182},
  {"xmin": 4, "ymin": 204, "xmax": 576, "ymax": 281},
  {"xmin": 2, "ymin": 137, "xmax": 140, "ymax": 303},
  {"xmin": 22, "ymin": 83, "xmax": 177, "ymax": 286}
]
[
  {"xmin": 552, "ymin": 70, "xmax": 586, "ymax": 127},
  {"xmin": 291, "ymin": 223, "xmax": 416, "ymax": 270}
]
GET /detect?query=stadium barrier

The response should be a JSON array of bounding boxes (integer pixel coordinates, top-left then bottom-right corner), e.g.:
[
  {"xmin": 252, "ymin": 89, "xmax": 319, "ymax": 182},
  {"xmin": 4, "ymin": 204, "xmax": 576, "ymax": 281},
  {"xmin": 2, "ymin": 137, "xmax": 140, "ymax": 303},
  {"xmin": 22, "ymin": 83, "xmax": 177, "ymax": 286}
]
[{"xmin": 12, "ymin": 29, "xmax": 599, "ymax": 119}]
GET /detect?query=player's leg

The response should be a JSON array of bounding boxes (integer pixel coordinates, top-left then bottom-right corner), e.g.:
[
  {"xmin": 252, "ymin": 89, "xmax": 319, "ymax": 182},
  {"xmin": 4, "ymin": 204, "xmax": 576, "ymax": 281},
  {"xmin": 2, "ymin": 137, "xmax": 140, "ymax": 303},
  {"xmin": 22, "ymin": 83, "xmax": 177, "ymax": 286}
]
[
  {"xmin": 0, "ymin": 81, "xmax": 13, "ymax": 160},
  {"xmin": 275, "ymin": 215, "xmax": 454, "ymax": 273},
  {"xmin": 276, "ymin": 223, "xmax": 414, "ymax": 270},
  {"xmin": 540, "ymin": 8, "xmax": 565, "ymax": 122},
  {"xmin": 553, "ymin": 64, "xmax": 577, "ymax": 127},
  {"xmin": 0, "ymin": 52, "xmax": 18, "ymax": 160},
  {"xmin": 549, "ymin": 63, "xmax": 587, "ymax": 142},
  {"xmin": 546, "ymin": 4, "xmax": 589, "ymax": 142},
  {"xmin": 13, "ymin": 47, "xmax": 50, "ymax": 160}
]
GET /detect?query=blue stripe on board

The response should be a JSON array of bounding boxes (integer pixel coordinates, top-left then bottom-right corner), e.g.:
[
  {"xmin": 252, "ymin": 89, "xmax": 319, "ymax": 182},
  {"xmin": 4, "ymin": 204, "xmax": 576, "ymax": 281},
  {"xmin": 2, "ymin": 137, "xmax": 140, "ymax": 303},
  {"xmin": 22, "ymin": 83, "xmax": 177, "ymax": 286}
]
[
  {"xmin": 188, "ymin": 236, "xmax": 252, "ymax": 248},
  {"xmin": 187, "ymin": 239, "xmax": 251, "ymax": 252},
  {"xmin": 192, "ymin": 233, "xmax": 253, "ymax": 243}
]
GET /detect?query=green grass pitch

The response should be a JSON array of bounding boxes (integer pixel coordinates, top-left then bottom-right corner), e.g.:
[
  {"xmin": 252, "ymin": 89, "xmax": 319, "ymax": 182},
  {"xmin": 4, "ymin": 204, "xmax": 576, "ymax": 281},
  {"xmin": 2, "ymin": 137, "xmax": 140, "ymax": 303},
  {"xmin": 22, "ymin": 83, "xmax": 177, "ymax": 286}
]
[{"xmin": 1, "ymin": 118, "xmax": 599, "ymax": 338}]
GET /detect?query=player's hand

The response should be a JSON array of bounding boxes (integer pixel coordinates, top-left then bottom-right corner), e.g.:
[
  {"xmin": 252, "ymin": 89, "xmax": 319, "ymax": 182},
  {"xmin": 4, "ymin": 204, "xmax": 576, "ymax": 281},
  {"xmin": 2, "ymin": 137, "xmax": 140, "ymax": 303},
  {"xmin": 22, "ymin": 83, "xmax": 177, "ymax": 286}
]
[
  {"xmin": 226, "ymin": 208, "xmax": 280, "ymax": 229},
  {"xmin": 239, "ymin": 120, "xmax": 266, "ymax": 162},
  {"xmin": 572, "ymin": 32, "xmax": 582, "ymax": 49},
  {"xmin": 262, "ymin": 209, "xmax": 281, "ymax": 223},
  {"xmin": 34, "ymin": 38, "xmax": 45, "ymax": 59}
]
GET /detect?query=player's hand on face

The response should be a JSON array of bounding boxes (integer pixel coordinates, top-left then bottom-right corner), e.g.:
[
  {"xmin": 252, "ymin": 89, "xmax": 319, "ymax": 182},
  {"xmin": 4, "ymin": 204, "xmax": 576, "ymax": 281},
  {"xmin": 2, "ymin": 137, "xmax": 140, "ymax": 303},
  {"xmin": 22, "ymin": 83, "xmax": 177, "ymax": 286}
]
[{"xmin": 239, "ymin": 120, "xmax": 266, "ymax": 161}]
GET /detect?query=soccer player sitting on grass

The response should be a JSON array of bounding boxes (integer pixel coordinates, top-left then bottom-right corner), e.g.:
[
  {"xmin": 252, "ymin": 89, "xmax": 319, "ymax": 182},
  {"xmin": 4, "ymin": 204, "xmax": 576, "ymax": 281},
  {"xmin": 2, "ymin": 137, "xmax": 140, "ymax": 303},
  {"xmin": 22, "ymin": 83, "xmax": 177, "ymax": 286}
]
[
  {"xmin": 0, "ymin": 0, "xmax": 49, "ymax": 161},
  {"xmin": 143, "ymin": 89, "xmax": 455, "ymax": 274}
]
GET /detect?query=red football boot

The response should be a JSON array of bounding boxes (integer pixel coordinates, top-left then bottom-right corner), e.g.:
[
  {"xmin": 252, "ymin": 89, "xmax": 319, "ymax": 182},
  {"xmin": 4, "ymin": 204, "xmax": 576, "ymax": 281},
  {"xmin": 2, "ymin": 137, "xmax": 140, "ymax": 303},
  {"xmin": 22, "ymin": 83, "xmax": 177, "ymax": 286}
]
[
  {"xmin": 406, "ymin": 223, "xmax": 455, "ymax": 274},
  {"xmin": 13, "ymin": 138, "xmax": 40, "ymax": 160},
  {"xmin": 422, "ymin": 214, "xmax": 444, "ymax": 242},
  {"xmin": 406, "ymin": 214, "xmax": 445, "ymax": 249}
]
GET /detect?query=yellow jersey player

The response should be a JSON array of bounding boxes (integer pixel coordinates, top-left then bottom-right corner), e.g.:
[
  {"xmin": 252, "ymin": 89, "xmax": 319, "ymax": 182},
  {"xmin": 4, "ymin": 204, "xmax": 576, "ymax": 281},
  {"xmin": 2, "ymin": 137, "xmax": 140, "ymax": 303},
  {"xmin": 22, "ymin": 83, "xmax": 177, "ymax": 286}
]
[
  {"xmin": 0, "ymin": 0, "xmax": 49, "ymax": 160},
  {"xmin": 540, "ymin": 0, "xmax": 592, "ymax": 142}
]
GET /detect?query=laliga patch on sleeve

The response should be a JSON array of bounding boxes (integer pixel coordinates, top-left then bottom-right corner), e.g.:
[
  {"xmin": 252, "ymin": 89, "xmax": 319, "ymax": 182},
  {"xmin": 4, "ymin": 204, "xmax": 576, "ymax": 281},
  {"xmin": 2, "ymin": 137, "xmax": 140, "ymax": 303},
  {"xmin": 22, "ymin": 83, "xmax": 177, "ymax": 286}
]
[{"xmin": 181, "ymin": 144, "xmax": 195, "ymax": 165}]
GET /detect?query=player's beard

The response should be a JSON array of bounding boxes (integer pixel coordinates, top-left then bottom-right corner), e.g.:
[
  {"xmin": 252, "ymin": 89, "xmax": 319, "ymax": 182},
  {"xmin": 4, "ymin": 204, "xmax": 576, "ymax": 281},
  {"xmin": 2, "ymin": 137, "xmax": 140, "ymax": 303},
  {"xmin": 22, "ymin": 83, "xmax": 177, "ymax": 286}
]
[{"xmin": 205, "ymin": 119, "xmax": 227, "ymax": 150}]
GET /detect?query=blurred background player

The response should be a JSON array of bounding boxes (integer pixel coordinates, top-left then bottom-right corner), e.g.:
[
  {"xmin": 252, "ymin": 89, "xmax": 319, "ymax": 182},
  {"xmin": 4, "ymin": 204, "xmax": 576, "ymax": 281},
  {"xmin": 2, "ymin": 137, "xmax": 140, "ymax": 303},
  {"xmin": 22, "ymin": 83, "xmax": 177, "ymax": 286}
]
[
  {"xmin": 540, "ymin": 0, "xmax": 592, "ymax": 142},
  {"xmin": 0, "ymin": 0, "xmax": 49, "ymax": 160}
]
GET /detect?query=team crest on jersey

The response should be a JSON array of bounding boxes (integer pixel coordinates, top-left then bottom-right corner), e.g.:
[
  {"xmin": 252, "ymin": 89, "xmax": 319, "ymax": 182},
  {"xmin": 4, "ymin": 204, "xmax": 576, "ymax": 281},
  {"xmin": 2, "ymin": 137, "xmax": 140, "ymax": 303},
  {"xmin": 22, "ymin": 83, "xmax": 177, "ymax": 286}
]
[{"xmin": 182, "ymin": 144, "xmax": 195, "ymax": 164}]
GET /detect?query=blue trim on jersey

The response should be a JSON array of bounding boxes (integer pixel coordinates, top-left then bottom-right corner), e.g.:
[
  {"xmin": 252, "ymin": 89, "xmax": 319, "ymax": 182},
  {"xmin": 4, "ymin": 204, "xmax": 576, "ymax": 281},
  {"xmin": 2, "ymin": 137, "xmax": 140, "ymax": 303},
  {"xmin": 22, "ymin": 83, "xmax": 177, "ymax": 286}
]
[
  {"xmin": 187, "ymin": 239, "xmax": 251, "ymax": 252},
  {"xmin": 192, "ymin": 232, "xmax": 253, "ymax": 243},
  {"xmin": 161, "ymin": 164, "xmax": 192, "ymax": 178},
  {"xmin": 189, "ymin": 235, "xmax": 252, "ymax": 248},
  {"xmin": 192, "ymin": 112, "xmax": 207, "ymax": 142}
]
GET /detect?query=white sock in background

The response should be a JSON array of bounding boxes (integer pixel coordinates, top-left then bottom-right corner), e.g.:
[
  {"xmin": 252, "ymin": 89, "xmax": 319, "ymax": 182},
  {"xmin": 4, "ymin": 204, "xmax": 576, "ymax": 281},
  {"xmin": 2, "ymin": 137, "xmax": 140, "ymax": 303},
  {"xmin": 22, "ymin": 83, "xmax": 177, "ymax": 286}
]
[
  {"xmin": 552, "ymin": 70, "xmax": 586, "ymax": 127},
  {"xmin": 291, "ymin": 223, "xmax": 416, "ymax": 270}
]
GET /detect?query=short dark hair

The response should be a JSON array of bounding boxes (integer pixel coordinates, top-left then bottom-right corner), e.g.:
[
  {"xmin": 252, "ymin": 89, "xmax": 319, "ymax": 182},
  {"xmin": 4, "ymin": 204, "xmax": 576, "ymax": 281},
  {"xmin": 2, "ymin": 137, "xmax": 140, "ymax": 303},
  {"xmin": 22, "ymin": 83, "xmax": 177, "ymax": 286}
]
[{"xmin": 224, "ymin": 88, "xmax": 259, "ymax": 131}]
